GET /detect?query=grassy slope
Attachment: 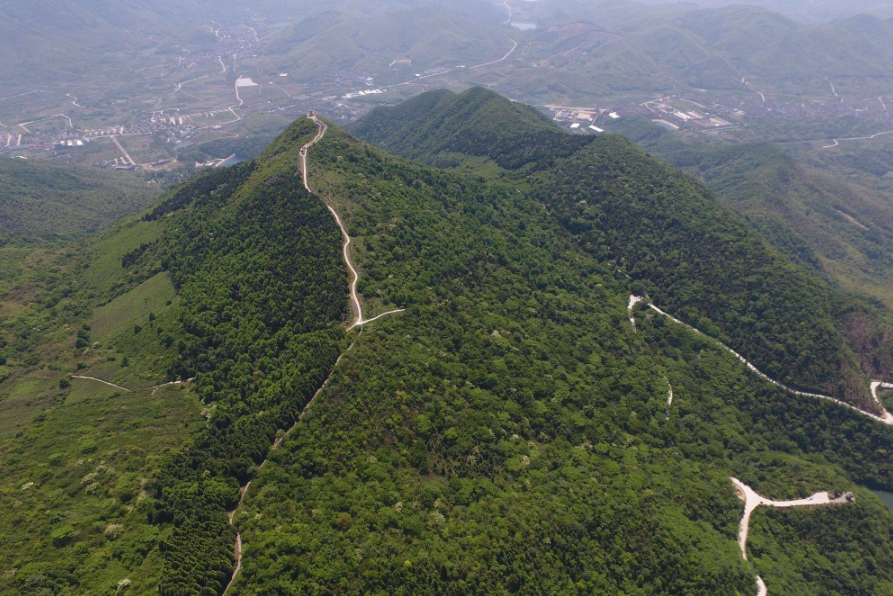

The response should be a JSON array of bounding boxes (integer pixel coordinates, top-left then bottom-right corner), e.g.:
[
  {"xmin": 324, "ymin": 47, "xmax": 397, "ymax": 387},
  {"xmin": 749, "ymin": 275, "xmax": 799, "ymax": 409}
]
[
  {"xmin": 0, "ymin": 160, "xmax": 160, "ymax": 244},
  {"xmin": 0, "ymin": 210, "xmax": 202, "ymax": 594}
]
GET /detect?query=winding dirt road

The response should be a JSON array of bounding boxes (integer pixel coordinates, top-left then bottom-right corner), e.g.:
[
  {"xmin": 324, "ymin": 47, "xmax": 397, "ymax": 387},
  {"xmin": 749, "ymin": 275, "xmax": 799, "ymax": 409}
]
[
  {"xmin": 628, "ymin": 295, "xmax": 893, "ymax": 425},
  {"xmin": 731, "ymin": 477, "xmax": 852, "ymax": 596},
  {"xmin": 823, "ymin": 130, "xmax": 893, "ymax": 149},
  {"xmin": 628, "ymin": 297, "xmax": 864, "ymax": 595},
  {"xmin": 300, "ymin": 114, "xmax": 404, "ymax": 329}
]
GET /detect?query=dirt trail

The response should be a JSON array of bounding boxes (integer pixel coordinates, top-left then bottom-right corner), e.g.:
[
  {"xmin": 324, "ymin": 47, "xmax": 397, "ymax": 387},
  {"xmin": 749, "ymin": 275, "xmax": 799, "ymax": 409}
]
[
  {"xmin": 151, "ymin": 377, "xmax": 195, "ymax": 396},
  {"xmin": 664, "ymin": 377, "xmax": 673, "ymax": 419},
  {"xmin": 300, "ymin": 114, "xmax": 404, "ymax": 329},
  {"xmin": 223, "ymin": 113, "xmax": 412, "ymax": 593},
  {"xmin": 222, "ymin": 342, "xmax": 355, "ymax": 595},
  {"xmin": 731, "ymin": 477, "xmax": 852, "ymax": 595},
  {"xmin": 71, "ymin": 376, "xmax": 130, "ymax": 392},
  {"xmin": 628, "ymin": 295, "xmax": 893, "ymax": 425},
  {"xmin": 627, "ymin": 295, "xmax": 644, "ymax": 327}
]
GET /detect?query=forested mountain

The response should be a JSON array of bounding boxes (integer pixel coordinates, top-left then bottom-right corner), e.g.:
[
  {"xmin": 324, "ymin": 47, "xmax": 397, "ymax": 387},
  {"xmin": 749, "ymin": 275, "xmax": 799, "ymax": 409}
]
[
  {"xmin": 257, "ymin": 7, "xmax": 509, "ymax": 80},
  {"xmin": 5, "ymin": 97, "xmax": 893, "ymax": 596},
  {"xmin": 493, "ymin": 2, "xmax": 893, "ymax": 101},
  {"xmin": 351, "ymin": 87, "xmax": 893, "ymax": 409},
  {"xmin": 0, "ymin": 159, "xmax": 160, "ymax": 244},
  {"xmin": 607, "ymin": 117, "xmax": 893, "ymax": 310}
]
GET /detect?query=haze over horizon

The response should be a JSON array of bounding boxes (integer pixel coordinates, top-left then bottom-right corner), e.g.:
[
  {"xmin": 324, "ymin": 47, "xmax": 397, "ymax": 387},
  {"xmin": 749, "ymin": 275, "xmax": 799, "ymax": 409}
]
[{"xmin": 2, "ymin": 2, "xmax": 893, "ymax": 595}]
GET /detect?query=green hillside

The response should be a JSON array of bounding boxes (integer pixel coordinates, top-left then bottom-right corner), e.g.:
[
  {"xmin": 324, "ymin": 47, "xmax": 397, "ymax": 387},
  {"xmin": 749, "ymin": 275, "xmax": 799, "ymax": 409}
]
[
  {"xmin": 351, "ymin": 87, "xmax": 592, "ymax": 170},
  {"xmin": 351, "ymin": 87, "xmax": 893, "ymax": 408},
  {"xmin": 5, "ymin": 100, "xmax": 893, "ymax": 596},
  {"xmin": 0, "ymin": 159, "xmax": 160, "ymax": 244},
  {"xmin": 608, "ymin": 117, "xmax": 893, "ymax": 309}
]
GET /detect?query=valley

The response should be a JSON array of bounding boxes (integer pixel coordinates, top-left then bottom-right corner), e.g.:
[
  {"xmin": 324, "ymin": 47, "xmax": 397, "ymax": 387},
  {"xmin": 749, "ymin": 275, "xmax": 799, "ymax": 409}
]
[{"xmin": 4, "ymin": 0, "xmax": 893, "ymax": 193}]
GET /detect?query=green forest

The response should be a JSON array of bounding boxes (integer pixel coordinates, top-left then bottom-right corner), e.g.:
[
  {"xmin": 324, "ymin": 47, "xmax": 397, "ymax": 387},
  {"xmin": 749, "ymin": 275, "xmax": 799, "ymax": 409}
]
[
  {"xmin": 351, "ymin": 87, "xmax": 893, "ymax": 411},
  {"xmin": 0, "ymin": 159, "xmax": 160, "ymax": 245},
  {"xmin": 3, "ymin": 93, "xmax": 893, "ymax": 596}
]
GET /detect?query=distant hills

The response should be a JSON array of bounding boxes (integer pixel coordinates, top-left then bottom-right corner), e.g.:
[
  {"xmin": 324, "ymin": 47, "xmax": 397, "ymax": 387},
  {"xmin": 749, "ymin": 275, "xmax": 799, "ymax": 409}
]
[
  {"xmin": 490, "ymin": 2, "xmax": 893, "ymax": 101},
  {"xmin": 257, "ymin": 7, "xmax": 510, "ymax": 80},
  {"xmin": 4, "ymin": 0, "xmax": 893, "ymax": 99}
]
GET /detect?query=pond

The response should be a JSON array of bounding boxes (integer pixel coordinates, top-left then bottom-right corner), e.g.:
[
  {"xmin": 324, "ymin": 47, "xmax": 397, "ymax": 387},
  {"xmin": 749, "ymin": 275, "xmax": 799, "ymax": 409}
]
[{"xmin": 511, "ymin": 22, "xmax": 537, "ymax": 30}]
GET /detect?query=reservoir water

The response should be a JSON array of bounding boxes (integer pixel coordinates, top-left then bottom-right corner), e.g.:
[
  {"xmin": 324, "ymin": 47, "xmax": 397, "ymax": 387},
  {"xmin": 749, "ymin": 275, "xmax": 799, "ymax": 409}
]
[
  {"xmin": 863, "ymin": 486, "xmax": 893, "ymax": 508},
  {"xmin": 220, "ymin": 155, "xmax": 247, "ymax": 167}
]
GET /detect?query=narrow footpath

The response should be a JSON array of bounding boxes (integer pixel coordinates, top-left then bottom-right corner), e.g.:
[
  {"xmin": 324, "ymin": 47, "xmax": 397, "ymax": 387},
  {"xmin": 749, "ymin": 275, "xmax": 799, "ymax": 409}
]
[
  {"xmin": 222, "ymin": 112, "xmax": 407, "ymax": 593},
  {"xmin": 71, "ymin": 376, "xmax": 130, "ymax": 392},
  {"xmin": 300, "ymin": 114, "xmax": 404, "ymax": 329}
]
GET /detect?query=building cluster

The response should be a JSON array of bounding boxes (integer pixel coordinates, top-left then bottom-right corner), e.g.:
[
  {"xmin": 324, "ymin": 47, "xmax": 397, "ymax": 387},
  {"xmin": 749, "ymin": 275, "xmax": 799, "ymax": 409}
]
[{"xmin": 551, "ymin": 99, "xmax": 734, "ymax": 134}]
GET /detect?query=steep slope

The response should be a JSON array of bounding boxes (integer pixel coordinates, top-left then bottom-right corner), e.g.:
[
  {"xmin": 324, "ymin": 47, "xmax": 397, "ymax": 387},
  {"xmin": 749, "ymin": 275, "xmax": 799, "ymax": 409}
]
[
  {"xmin": 0, "ymin": 159, "xmax": 160, "ymax": 244},
  {"xmin": 351, "ymin": 88, "xmax": 893, "ymax": 409},
  {"xmin": 0, "ymin": 119, "xmax": 350, "ymax": 595},
  {"xmin": 227, "ymin": 117, "xmax": 893, "ymax": 596},
  {"xmin": 608, "ymin": 116, "xmax": 893, "ymax": 333},
  {"xmin": 5, "ymin": 111, "xmax": 893, "ymax": 596}
]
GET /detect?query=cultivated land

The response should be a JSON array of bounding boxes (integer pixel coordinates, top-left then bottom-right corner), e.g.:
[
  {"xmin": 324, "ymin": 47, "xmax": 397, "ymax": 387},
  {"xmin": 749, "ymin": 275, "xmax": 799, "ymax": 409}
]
[{"xmin": 3, "ymin": 0, "xmax": 892, "ymax": 193}]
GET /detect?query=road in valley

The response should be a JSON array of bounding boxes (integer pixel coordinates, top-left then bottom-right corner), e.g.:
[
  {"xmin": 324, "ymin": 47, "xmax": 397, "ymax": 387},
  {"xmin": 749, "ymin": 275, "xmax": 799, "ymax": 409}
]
[
  {"xmin": 823, "ymin": 130, "xmax": 893, "ymax": 149},
  {"xmin": 470, "ymin": 39, "xmax": 518, "ymax": 70},
  {"xmin": 110, "ymin": 135, "xmax": 136, "ymax": 166}
]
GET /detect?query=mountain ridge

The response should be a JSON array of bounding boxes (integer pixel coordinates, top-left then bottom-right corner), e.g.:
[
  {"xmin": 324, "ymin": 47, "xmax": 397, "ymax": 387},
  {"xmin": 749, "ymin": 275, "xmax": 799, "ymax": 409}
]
[{"xmin": 351, "ymin": 87, "xmax": 893, "ymax": 410}]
